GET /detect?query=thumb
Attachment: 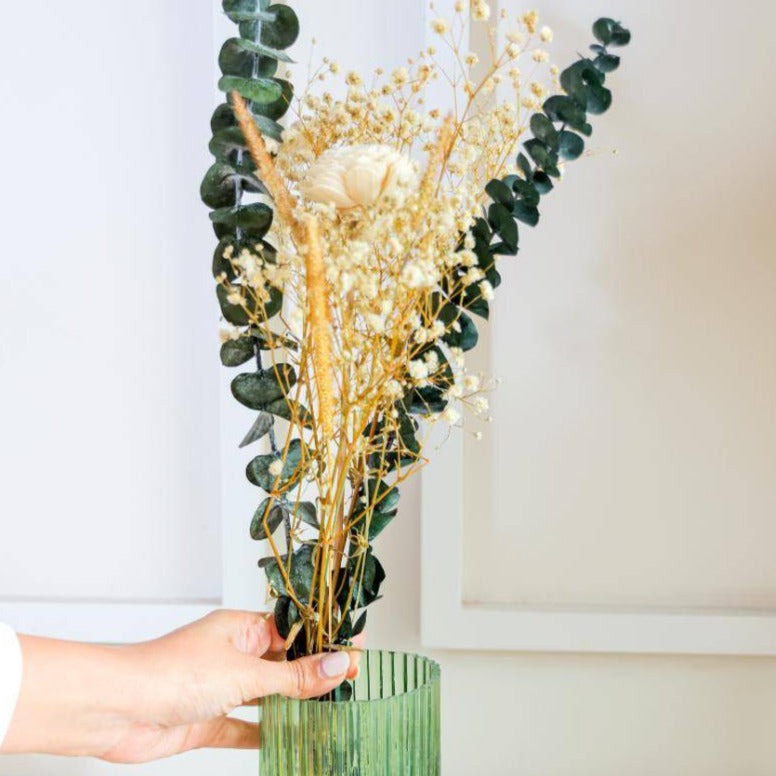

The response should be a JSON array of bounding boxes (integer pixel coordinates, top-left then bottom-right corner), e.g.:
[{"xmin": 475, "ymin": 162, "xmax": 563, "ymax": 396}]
[{"xmin": 250, "ymin": 651, "xmax": 352, "ymax": 700}]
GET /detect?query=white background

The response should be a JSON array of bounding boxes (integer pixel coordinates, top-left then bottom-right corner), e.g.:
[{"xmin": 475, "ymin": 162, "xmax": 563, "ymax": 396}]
[{"xmin": 2, "ymin": 1, "xmax": 776, "ymax": 775}]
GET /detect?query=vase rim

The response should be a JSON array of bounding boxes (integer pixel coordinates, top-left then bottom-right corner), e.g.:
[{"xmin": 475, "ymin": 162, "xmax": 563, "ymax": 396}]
[{"xmin": 280, "ymin": 649, "xmax": 440, "ymax": 707}]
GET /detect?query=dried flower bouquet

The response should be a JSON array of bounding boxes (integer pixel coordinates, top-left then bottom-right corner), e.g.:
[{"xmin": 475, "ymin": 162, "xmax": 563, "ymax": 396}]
[{"xmin": 201, "ymin": 0, "xmax": 630, "ymax": 698}]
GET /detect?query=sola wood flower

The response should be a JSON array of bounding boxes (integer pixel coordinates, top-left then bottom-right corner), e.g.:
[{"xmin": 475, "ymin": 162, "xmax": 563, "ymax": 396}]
[{"xmin": 299, "ymin": 144, "xmax": 417, "ymax": 209}]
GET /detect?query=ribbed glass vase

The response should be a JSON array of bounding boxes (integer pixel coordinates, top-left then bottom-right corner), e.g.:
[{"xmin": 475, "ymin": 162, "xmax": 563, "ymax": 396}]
[{"xmin": 259, "ymin": 650, "xmax": 440, "ymax": 776}]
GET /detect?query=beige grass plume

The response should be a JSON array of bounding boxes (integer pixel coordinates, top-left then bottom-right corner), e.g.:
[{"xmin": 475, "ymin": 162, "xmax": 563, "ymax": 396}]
[{"xmin": 231, "ymin": 91, "xmax": 335, "ymax": 441}]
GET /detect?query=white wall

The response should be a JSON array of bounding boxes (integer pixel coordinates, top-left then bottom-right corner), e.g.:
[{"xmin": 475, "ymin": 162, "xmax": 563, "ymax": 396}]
[
  {"xmin": 0, "ymin": 0, "xmax": 222, "ymax": 604},
  {"xmin": 3, "ymin": 2, "xmax": 776, "ymax": 776}
]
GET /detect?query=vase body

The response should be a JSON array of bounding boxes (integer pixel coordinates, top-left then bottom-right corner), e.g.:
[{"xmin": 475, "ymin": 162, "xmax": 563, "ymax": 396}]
[{"xmin": 259, "ymin": 650, "xmax": 440, "ymax": 776}]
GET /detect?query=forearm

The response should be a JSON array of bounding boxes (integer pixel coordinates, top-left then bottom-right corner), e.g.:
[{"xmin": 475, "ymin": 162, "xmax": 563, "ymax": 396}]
[{"xmin": 2, "ymin": 635, "xmax": 139, "ymax": 757}]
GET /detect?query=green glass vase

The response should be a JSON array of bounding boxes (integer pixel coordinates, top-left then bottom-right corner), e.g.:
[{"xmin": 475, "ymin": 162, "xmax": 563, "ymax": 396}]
[{"xmin": 259, "ymin": 650, "xmax": 440, "ymax": 775}]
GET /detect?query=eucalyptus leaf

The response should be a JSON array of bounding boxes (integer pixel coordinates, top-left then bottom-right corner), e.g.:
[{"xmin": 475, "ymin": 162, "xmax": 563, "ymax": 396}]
[
  {"xmin": 239, "ymin": 412, "xmax": 274, "ymax": 448},
  {"xmin": 230, "ymin": 36, "xmax": 293, "ymax": 62},
  {"xmin": 516, "ymin": 153, "xmax": 532, "ymax": 178},
  {"xmin": 558, "ymin": 130, "xmax": 584, "ymax": 161},
  {"xmin": 296, "ymin": 501, "xmax": 319, "ymax": 528},
  {"xmin": 488, "ymin": 202, "xmax": 518, "ymax": 250},
  {"xmin": 210, "ymin": 203, "xmax": 273, "ymax": 239},
  {"xmin": 246, "ymin": 438, "xmax": 303, "ymax": 490},
  {"xmin": 250, "ymin": 79, "xmax": 293, "ymax": 121},
  {"xmin": 459, "ymin": 282, "xmax": 490, "ymax": 319},
  {"xmin": 331, "ymin": 681, "xmax": 353, "ymax": 702},
  {"xmin": 592, "ymin": 17, "xmax": 614, "ymax": 45},
  {"xmin": 594, "ymin": 52, "xmax": 620, "ymax": 73},
  {"xmin": 530, "ymin": 113, "xmax": 559, "ymax": 148},
  {"xmin": 402, "ymin": 385, "xmax": 448, "ymax": 414},
  {"xmin": 200, "ymin": 162, "xmax": 266, "ymax": 209},
  {"xmin": 531, "ymin": 170, "xmax": 554, "ymax": 194},
  {"xmin": 231, "ymin": 365, "xmax": 297, "ymax": 409},
  {"xmin": 352, "ymin": 611, "xmax": 367, "ymax": 637},
  {"xmin": 210, "ymin": 104, "xmax": 283, "ymax": 142},
  {"xmin": 349, "ymin": 549, "xmax": 385, "ymax": 608},
  {"xmin": 220, "ymin": 337, "xmax": 255, "ymax": 367},
  {"xmin": 524, "ymin": 138, "xmax": 560, "ymax": 177},
  {"xmin": 512, "ymin": 202, "xmax": 539, "ymax": 227},
  {"xmin": 218, "ymin": 75, "xmax": 283, "ymax": 104},
  {"xmin": 512, "ymin": 178, "xmax": 540, "ymax": 207},
  {"xmin": 217, "ymin": 38, "xmax": 282, "ymax": 80},
  {"xmin": 260, "ymin": 5, "xmax": 300, "ymax": 49},
  {"xmin": 485, "ymin": 179, "xmax": 514, "ymax": 206},
  {"xmin": 216, "ymin": 283, "xmax": 255, "ymax": 326},
  {"xmin": 439, "ymin": 303, "xmax": 479, "ymax": 351},
  {"xmin": 367, "ymin": 510, "xmax": 396, "ymax": 541},
  {"xmin": 542, "ymin": 95, "xmax": 592, "ymax": 136},
  {"xmin": 261, "ymin": 545, "xmax": 315, "ymax": 601},
  {"xmin": 250, "ymin": 497, "xmax": 287, "ymax": 540},
  {"xmin": 263, "ymin": 397, "xmax": 312, "ymax": 425},
  {"xmin": 226, "ymin": 10, "xmax": 276, "ymax": 23},
  {"xmin": 273, "ymin": 595, "xmax": 300, "ymax": 640}
]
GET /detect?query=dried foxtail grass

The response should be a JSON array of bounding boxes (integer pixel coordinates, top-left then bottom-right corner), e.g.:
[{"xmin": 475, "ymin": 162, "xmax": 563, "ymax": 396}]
[
  {"xmin": 231, "ymin": 91, "xmax": 336, "ymax": 442},
  {"xmin": 230, "ymin": 91, "xmax": 298, "ymax": 226},
  {"xmin": 301, "ymin": 214, "xmax": 336, "ymax": 442}
]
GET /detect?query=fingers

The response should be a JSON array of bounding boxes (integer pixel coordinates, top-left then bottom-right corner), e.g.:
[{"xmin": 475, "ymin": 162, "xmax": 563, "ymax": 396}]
[
  {"xmin": 215, "ymin": 611, "xmax": 285, "ymax": 657},
  {"xmin": 185, "ymin": 717, "xmax": 261, "ymax": 751},
  {"xmin": 248, "ymin": 651, "xmax": 352, "ymax": 700}
]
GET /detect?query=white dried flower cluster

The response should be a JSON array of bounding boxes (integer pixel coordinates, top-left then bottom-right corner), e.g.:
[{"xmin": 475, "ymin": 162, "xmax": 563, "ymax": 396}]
[{"xmin": 300, "ymin": 145, "xmax": 417, "ymax": 209}]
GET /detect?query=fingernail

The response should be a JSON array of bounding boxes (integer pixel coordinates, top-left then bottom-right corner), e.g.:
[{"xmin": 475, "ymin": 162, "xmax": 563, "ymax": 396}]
[{"xmin": 320, "ymin": 651, "xmax": 350, "ymax": 678}]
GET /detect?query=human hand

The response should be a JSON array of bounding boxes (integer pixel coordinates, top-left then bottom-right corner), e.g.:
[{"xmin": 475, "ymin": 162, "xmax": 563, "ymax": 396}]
[{"xmin": 2, "ymin": 610, "xmax": 363, "ymax": 762}]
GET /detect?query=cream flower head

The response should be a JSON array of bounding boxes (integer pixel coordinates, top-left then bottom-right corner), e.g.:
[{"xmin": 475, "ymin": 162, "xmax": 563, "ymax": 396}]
[{"xmin": 299, "ymin": 144, "xmax": 417, "ymax": 209}]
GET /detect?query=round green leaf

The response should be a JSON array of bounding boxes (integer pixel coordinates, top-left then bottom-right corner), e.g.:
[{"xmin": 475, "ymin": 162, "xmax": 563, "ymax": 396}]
[
  {"xmin": 592, "ymin": 18, "xmax": 614, "ymax": 45},
  {"xmin": 216, "ymin": 283, "xmax": 254, "ymax": 326},
  {"xmin": 201, "ymin": 162, "xmax": 266, "ymax": 209},
  {"xmin": 586, "ymin": 82, "xmax": 612, "ymax": 115},
  {"xmin": 218, "ymin": 75, "xmax": 283, "ymax": 104},
  {"xmin": 210, "ymin": 104, "xmax": 283, "ymax": 143},
  {"xmin": 247, "ymin": 438, "xmax": 303, "ymax": 491},
  {"xmin": 512, "ymin": 202, "xmax": 539, "ymax": 227},
  {"xmin": 558, "ymin": 130, "xmax": 584, "ymax": 161},
  {"xmin": 594, "ymin": 52, "xmax": 620, "ymax": 73},
  {"xmin": 220, "ymin": 337, "xmax": 255, "ymax": 367},
  {"xmin": 296, "ymin": 501, "xmax": 319, "ymax": 528},
  {"xmin": 531, "ymin": 170, "xmax": 554, "ymax": 194},
  {"xmin": 488, "ymin": 202, "xmax": 518, "ymax": 249},
  {"xmin": 530, "ymin": 113, "xmax": 559, "ymax": 148},
  {"xmin": 512, "ymin": 178, "xmax": 540, "ymax": 207},
  {"xmin": 273, "ymin": 596, "xmax": 300, "ymax": 639},
  {"xmin": 230, "ymin": 36, "xmax": 293, "ymax": 62},
  {"xmin": 523, "ymin": 138, "xmax": 560, "ymax": 177},
  {"xmin": 610, "ymin": 23, "xmax": 631, "ymax": 47},
  {"xmin": 250, "ymin": 497, "xmax": 287, "ymax": 540},
  {"xmin": 260, "ymin": 5, "xmax": 300, "ymax": 49},
  {"xmin": 231, "ymin": 365, "xmax": 297, "ymax": 409},
  {"xmin": 210, "ymin": 202, "xmax": 273, "ymax": 239},
  {"xmin": 439, "ymin": 303, "xmax": 479, "ymax": 351},
  {"xmin": 542, "ymin": 95, "xmax": 592, "ymax": 136},
  {"xmin": 251, "ymin": 79, "xmax": 293, "ymax": 121},
  {"xmin": 485, "ymin": 179, "xmax": 514, "ymax": 206},
  {"xmin": 218, "ymin": 38, "xmax": 287, "ymax": 79}
]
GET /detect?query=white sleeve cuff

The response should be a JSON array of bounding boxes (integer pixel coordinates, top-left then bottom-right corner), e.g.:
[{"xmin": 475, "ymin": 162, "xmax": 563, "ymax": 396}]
[{"xmin": 0, "ymin": 623, "xmax": 22, "ymax": 749}]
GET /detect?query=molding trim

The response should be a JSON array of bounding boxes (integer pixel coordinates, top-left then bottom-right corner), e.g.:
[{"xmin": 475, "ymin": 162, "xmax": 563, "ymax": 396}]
[{"xmin": 420, "ymin": 433, "xmax": 776, "ymax": 655}]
